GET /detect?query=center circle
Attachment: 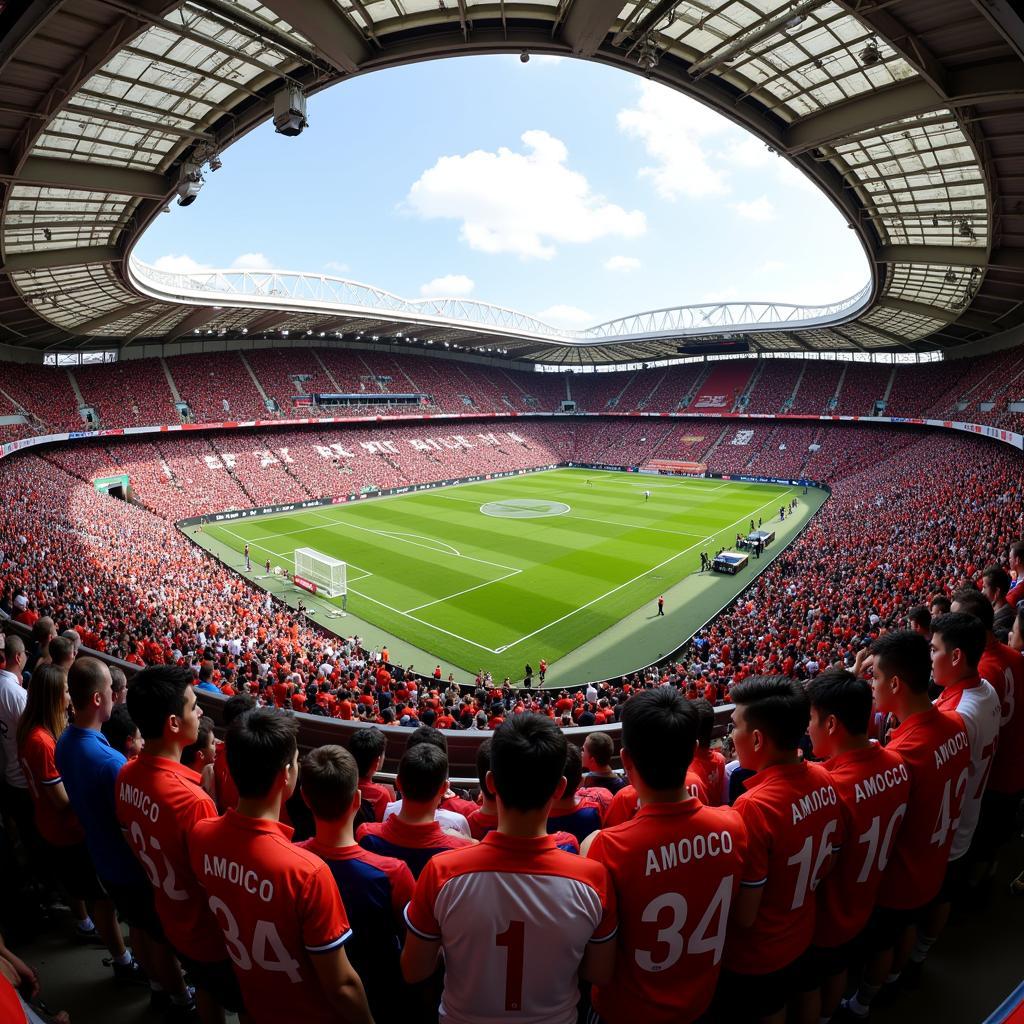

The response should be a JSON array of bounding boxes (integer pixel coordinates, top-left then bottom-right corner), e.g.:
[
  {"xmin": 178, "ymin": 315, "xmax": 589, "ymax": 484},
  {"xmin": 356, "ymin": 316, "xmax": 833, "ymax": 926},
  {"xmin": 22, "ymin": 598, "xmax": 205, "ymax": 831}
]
[{"xmin": 479, "ymin": 498, "xmax": 571, "ymax": 519}]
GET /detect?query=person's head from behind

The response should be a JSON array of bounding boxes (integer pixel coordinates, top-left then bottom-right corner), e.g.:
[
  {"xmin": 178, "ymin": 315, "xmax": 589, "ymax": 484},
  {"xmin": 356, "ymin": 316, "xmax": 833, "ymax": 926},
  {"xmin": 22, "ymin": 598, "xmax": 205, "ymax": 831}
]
[
  {"xmin": 906, "ymin": 604, "xmax": 931, "ymax": 636},
  {"xmin": 869, "ymin": 630, "xmax": 931, "ymax": 714},
  {"xmin": 620, "ymin": 688, "xmax": 698, "ymax": 795},
  {"xmin": 226, "ymin": 708, "xmax": 299, "ymax": 802},
  {"xmin": 16, "ymin": 664, "xmax": 70, "ymax": 751},
  {"xmin": 102, "ymin": 704, "xmax": 143, "ymax": 759},
  {"xmin": 348, "ymin": 725, "xmax": 386, "ymax": 780},
  {"xmin": 32, "ymin": 616, "xmax": 57, "ymax": 647},
  {"xmin": 489, "ymin": 715, "xmax": 567, "ymax": 815},
  {"xmin": 692, "ymin": 697, "xmax": 715, "ymax": 750},
  {"xmin": 3, "ymin": 634, "xmax": 26, "ymax": 673},
  {"xmin": 930, "ymin": 612, "xmax": 985, "ymax": 688},
  {"xmin": 222, "ymin": 693, "xmax": 256, "ymax": 731},
  {"xmin": 127, "ymin": 664, "xmax": 201, "ymax": 748},
  {"xmin": 301, "ymin": 745, "xmax": 359, "ymax": 824},
  {"xmin": 582, "ymin": 730, "xmax": 613, "ymax": 773},
  {"xmin": 109, "ymin": 666, "xmax": 128, "ymax": 705},
  {"xmin": 929, "ymin": 593, "xmax": 952, "ymax": 618},
  {"xmin": 729, "ymin": 676, "xmax": 809, "ymax": 771},
  {"xmin": 562, "ymin": 743, "xmax": 584, "ymax": 797},
  {"xmin": 47, "ymin": 635, "xmax": 75, "ymax": 671},
  {"xmin": 806, "ymin": 669, "xmax": 872, "ymax": 760},
  {"xmin": 68, "ymin": 657, "xmax": 113, "ymax": 725},
  {"xmin": 406, "ymin": 724, "xmax": 446, "ymax": 753},
  {"xmin": 475, "ymin": 739, "xmax": 495, "ymax": 805},
  {"xmin": 950, "ymin": 588, "xmax": 995, "ymax": 636},
  {"xmin": 396, "ymin": 743, "xmax": 448, "ymax": 809}
]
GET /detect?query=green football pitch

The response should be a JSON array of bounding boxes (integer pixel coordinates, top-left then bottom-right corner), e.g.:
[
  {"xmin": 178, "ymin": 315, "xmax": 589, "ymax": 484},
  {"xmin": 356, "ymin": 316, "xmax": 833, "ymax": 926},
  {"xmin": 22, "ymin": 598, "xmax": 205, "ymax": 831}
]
[{"xmin": 200, "ymin": 468, "xmax": 811, "ymax": 683}]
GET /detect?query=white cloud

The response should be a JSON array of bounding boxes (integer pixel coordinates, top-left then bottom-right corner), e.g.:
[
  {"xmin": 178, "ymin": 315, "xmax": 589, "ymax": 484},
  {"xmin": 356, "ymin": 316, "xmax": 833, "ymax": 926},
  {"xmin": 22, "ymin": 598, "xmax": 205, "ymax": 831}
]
[
  {"xmin": 617, "ymin": 82, "xmax": 731, "ymax": 200},
  {"xmin": 419, "ymin": 274, "xmax": 475, "ymax": 297},
  {"xmin": 324, "ymin": 260, "xmax": 350, "ymax": 275},
  {"xmin": 151, "ymin": 254, "xmax": 212, "ymax": 274},
  {"xmin": 405, "ymin": 129, "xmax": 646, "ymax": 260},
  {"xmin": 536, "ymin": 304, "xmax": 595, "ymax": 327},
  {"xmin": 731, "ymin": 196, "xmax": 776, "ymax": 222},
  {"xmin": 604, "ymin": 255, "xmax": 641, "ymax": 273},
  {"xmin": 530, "ymin": 55, "xmax": 565, "ymax": 66},
  {"xmin": 759, "ymin": 260, "xmax": 786, "ymax": 273},
  {"xmin": 231, "ymin": 252, "xmax": 272, "ymax": 270}
]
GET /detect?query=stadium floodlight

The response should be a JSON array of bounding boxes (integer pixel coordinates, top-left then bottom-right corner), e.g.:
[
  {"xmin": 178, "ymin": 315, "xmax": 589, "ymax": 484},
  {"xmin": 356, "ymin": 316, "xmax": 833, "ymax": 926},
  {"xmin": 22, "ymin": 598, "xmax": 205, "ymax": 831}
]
[
  {"xmin": 273, "ymin": 84, "xmax": 308, "ymax": 136},
  {"xmin": 175, "ymin": 162, "xmax": 204, "ymax": 207}
]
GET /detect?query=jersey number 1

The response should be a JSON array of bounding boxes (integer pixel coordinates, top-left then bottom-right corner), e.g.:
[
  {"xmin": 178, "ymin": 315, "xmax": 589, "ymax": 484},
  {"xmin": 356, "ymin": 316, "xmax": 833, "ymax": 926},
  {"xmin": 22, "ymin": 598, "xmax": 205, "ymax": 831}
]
[{"xmin": 496, "ymin": 920, "xmax": 525, "ymax": 1011}]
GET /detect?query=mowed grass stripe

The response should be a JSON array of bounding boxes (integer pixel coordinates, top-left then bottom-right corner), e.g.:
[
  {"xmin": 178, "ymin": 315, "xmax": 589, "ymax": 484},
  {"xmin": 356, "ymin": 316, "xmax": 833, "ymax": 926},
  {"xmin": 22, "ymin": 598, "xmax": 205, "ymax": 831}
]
[{"xmin": 206, "ymin": 469, "xmax": 793, "ymax": 676}]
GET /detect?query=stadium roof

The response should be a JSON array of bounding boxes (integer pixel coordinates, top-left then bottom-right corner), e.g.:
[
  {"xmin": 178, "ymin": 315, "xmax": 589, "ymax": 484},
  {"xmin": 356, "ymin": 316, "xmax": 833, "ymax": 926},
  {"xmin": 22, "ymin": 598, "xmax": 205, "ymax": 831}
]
[{"xmin": 1, "ymin": 0, "xmax": 1022, "ymax": 365}]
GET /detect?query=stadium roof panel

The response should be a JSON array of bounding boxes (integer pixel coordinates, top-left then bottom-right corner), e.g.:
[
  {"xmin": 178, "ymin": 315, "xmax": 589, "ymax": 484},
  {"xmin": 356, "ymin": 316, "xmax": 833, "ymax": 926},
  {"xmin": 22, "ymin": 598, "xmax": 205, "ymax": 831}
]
[{"xmin": 0, "ymin": 0, "xmax": 1022, "ymax": 362}]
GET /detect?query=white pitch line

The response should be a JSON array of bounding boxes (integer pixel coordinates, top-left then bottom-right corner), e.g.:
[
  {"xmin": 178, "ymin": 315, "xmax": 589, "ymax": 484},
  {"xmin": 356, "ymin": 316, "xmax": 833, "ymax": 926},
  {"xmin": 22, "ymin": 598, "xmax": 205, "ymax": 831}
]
[
  {"xmin": 404, "ymin": 568, "xmax": 523, "ymax": 614},
  {"xmin": 492, "ymin": 486, "xmax": 796, "ymax": 654},
  {"xmin": 301, "ymin": 508, "xmax": 521, "ymax": 573},
  {"xmin": 212, "ymin": 528, "xmax": 374, "ymax": 580}
]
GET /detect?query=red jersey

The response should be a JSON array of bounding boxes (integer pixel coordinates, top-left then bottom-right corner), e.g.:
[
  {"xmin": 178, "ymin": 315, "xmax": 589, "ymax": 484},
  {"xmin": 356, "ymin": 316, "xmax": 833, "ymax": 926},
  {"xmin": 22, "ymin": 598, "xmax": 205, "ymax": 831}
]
[
  {"xmin": 604, "ymin": 773, "xmax": 708, "ymax": 828},
  {"xmin": 440, "ymin": 793, "xmax": 478, "ymax": 819},
  {"xmin": 691, "ymin": 747, "xmax": 727, "ymax": 807},
  {"xmin": 189, "ymin": 810, "xmax": 351, "ymax": 1024},
  {"xmin": 19, "ymin": 726, "xmax": 84, "ymax": 846},
  {"xmin": 356, "ymin": 814, "xmax": 474, "ymax": 878},
  {"xmin": 724, "ymin": 761, "xmax": 844, "ymax": 975},
  {"xmin": 464, "ymin": 807, "xmax": 579, "ymax": 852},
  {"xmin": 876, "ymin": 707, "xmax": 970, "ymax": 910},
  {"xmin": 405, "ymin": 831, "xmax": 616, "ymax": 1023},
  {"xmin": 116, "ymin": 754, "xmax": 224, "ymax": 962},
  {"xmin": 814, "ymin": 745, "xmax": 910, "ymax": 947},
  {"xmin": 979, "ymin": 638, "xmax": 1024, "ymax": 794},
  {"xmin": 588, "ymin": 799, "xmax": 749, "ymax": 1024},
  {"xmin": 358, "ymin": 779, "xmax": 394, "ymax": 822}
]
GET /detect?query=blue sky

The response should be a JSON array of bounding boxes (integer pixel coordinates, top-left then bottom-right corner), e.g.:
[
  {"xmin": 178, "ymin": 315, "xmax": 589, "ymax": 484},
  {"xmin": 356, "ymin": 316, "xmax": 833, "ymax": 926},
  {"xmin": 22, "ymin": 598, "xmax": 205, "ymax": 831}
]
[{"xmin": 136, "ymin": 55, "xmax": 869, "ymax": 329}]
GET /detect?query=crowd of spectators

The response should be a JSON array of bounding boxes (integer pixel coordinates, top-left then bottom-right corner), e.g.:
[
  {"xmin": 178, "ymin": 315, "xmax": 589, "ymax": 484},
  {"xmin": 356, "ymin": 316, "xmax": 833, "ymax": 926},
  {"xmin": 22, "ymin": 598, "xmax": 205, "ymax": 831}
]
[{"xmin": 3, "ymin": 348, "xmax": 1024, "ymax": 448}]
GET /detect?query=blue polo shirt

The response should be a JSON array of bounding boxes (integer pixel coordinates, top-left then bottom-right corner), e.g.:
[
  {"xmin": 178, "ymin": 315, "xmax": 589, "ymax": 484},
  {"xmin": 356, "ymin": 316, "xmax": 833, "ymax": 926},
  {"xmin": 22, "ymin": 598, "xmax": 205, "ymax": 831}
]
[{"xmin": 55, "ymin": 725, "xmax": 144, "ymax": 885}]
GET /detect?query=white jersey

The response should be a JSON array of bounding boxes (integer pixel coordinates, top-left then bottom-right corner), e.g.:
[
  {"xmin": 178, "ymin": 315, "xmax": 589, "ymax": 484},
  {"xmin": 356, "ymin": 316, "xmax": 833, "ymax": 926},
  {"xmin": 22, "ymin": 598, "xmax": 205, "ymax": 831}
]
[
  {"xmin": 0, "ymin": 670, "xmax": 28, "ymax": 788},
  {"xmin": 383, "ymin": 800, "xmax": 470, "ymax": 837},
  {"xmin": 937, "ymin": 679, "xmax": 1001, "ymax": 861}
]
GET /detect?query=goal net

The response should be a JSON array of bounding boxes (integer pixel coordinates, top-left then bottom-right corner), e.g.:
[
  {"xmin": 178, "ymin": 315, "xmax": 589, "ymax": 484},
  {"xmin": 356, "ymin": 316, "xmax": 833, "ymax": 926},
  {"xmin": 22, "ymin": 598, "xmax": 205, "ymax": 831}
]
[{"xmin": 294, "ymin": 547, "xmax": 347, "ymax": 598}]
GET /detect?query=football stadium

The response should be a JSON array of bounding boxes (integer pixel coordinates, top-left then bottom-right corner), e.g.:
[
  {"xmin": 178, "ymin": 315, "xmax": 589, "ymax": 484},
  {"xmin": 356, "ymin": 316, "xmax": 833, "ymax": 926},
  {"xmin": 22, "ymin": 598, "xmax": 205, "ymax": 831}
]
[{"xmin": 1, "ymin": 2, "xmax": 1023, "ymax": 1023}]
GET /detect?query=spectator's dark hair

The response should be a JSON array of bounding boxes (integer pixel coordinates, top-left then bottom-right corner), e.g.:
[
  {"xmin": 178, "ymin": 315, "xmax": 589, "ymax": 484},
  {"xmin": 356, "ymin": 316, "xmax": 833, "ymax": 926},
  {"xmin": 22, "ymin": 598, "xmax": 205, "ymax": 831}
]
[
  {"xmin": 109, "ymin": 666, "xmax": 127, "ymax": 698},
  {"xmin": 102, "ymin": 704, "xmax": 138, "ymax": 756},
  {"xmin": 931, "ymin": 612, "xmax": 986, "ymax": 670},
  {"xmin": 621, "ymin": 688, "xmax": 697, "ymax": 790},
  {"xmin": 563, "ymin": 743, "xmax": 583, "ymax": 793},
  {"xmin": 1010, "ymin": 540, "xmax": 1024, "ymax": 564},
  {"xmin": 406, "ymin": 724, "xmax": 446, "ymax": 753},
  {"xmin": 396, "ymin": 743, "xmax": 448, "ymax": 803},
  {"xmin": 692, "ymin": 697, "xmax": 715, "ymax": 748},
  {"xmin": 491, "ymin": 715, "xmax": 567, "ymax": 811},
  {"xmin": 983, "ymin": 564, "xmax": 1011, "ymax": 600},
  {"xmin": 583, "ymin": 730, "xmax": 613, "ymax": 767},
  {"xmin": 67, "ymin": 656, "xmax": 108, "ymax": 712},
  {"xmin": 930, "ymin": 594, "xmax": 952, "ymax": 615},
  {"xmin": 126, "ymin": 664, "xmax": 193, "ymax": 741},
  {"xmin": 475, "ymin": 738, "xmax": 494, "ymax": 800},
  {"xmin": 806, "ymin": 669, "xmax": 872, "ymax": 737},
  {"xmin": 47, "ymin": 635, "xmax": 75, "ymax": 666},
  {"xmin": 181, "ymin": 716, "xmax": 214, "ymax": 767},
  {"xmin": 301, "ymin": 745, "xmax": 358, "ymax": 822},
  {"xmin": 907, "ymin": 604, "xmax": 931, "ymax": 631},
  {"xmin": 348, "ymin": 726, "xmax": 386, "ymax": 778},
  {"xmin": 222, "ymin": 694, "xmax": 256, "ymax": 727},
  {"xmin": 951, "ymin": 588, "xmax": 995, "ymax": 633},
  {"xmin": 730, "ymin": 676, "xmax": 809, "ymax": 751},
  {"xmin": 870, "ymin": 630, "xmax": 931, "ymax": 694},
  {"xmin": 226, "ymin": 709, "xmax": 298, "ymax": 799}
]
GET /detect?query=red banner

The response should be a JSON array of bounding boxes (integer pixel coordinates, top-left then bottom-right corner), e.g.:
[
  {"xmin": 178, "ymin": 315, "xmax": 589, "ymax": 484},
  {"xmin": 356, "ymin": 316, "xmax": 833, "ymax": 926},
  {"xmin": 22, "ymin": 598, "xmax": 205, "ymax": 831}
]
[{"xmin": 294, "ymin": 575, "xmax": 318, "ymax": 594}]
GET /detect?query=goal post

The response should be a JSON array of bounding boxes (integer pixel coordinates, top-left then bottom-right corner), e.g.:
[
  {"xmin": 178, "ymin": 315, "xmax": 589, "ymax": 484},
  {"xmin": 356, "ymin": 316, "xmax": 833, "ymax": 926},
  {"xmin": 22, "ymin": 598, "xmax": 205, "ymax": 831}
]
[{"xmin": 294, "ymin": 547, "xmax": 347, "ymax": 598}]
